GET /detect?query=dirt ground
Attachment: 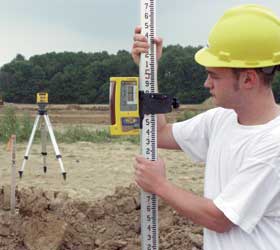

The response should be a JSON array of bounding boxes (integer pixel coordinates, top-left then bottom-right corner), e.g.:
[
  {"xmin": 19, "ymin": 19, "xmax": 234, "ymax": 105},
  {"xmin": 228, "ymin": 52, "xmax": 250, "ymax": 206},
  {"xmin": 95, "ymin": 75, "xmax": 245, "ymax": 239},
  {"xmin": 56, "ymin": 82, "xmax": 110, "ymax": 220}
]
[
  {"xmin": 0, "ymin": 104, "xmax": 208, "ymax": 250},
  {"xmin": 0, "ymin": 185, "xmax": 203, "ymax": 250},
  {"xmin": 0, "ymin": 142, "xmax": 204, "ymax": 201}
]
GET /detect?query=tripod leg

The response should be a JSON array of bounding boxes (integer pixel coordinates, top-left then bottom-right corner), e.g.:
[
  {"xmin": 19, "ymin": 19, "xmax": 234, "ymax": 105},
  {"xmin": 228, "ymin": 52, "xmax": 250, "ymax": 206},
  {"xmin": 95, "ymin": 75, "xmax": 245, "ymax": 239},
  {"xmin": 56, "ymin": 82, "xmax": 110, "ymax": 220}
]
[
  {"xmin": 19, "ymin": 115, "xmax": 40, "ymax": 178},
  {"xmin": 43, "ymin": 114, "xmax": 67, "ymax": 180},
  {"xmin": 41, "ymin": 121, "xmax": 47, "ymax": 173}
]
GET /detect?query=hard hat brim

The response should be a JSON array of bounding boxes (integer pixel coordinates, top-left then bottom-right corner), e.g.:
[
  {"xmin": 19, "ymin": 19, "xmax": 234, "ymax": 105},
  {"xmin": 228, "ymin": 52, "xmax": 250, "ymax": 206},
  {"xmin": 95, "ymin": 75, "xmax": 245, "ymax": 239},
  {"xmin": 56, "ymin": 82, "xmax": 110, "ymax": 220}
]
[
  {"xmin": 195, "ymin": 47, "xmax": 280, "ymax": 69},
  {"xmin": 195, "ymin": 47, "xmax": 231, "ymax": 68}
]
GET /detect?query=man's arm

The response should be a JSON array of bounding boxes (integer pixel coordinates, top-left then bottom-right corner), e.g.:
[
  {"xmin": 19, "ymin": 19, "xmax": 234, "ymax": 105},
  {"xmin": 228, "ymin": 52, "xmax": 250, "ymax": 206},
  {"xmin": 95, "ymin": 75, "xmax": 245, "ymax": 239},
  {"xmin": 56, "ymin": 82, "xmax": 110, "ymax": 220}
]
[
  {"xmin": 157, "ymin": 114, "xmax": 180, "ymax": 149},
  {"xmin": 157, "ymin": 181, "xmax": 234, "ymax": 233},
  {"xmin": 132, "ymin": 26, "xmax": 180, "ymax": 150},
  {"xmin": 134, "ymin": 156, "xmax": 234, "ymax": 233}
]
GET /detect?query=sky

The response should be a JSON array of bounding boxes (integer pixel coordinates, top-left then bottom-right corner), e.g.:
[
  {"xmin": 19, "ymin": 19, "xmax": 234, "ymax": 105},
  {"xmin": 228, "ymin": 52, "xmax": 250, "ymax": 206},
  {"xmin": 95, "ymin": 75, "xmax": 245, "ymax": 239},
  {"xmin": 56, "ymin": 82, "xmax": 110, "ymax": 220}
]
[{"xmin": 0, "ymin": 0, "xmax": 280, "ymax": 67}]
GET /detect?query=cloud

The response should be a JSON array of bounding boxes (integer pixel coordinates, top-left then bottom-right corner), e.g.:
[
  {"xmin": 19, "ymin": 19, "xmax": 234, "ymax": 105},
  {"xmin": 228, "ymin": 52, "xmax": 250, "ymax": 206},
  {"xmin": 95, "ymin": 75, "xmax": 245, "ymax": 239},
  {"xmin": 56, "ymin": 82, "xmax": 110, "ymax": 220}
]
[{"xmin": 0, "ymin": 0, "xmax": 280, "ymax": 67}]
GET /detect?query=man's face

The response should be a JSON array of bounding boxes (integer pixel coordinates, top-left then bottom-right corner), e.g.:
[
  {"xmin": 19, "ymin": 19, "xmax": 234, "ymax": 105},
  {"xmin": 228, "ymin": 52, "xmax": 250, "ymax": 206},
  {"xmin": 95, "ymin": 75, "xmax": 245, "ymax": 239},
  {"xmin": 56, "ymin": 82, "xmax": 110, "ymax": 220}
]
[{"xmin": 204, "ymin": 67, "xmax": 242, "ymax": 109}]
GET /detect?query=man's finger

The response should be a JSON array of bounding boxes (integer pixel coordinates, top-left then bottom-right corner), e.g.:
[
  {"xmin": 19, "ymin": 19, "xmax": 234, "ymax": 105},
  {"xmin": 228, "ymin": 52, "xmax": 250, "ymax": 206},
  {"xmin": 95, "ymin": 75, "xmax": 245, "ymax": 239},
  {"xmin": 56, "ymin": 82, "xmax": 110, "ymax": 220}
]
[
  {"xmin": 133, "ymin": 34, "xmax": 148, "ymax": 42},
  {"xmin": 134, "ymin": 25, "xmax": 142, "ymax": 34},
  {"xmin": 131, "ymin": 48, "xmax": 148, "ymax": 64},
  {"xmin": 133, "ymin": 41, "xmax": 149, "ymax": 49},
  {"xmin": 135, "ymin": 155, "xmax": 149, "ymax": 164},
  {"xmin": 153, "ymin": 37, "xmax": 163, "ymax": 45},
  {"xmin": 133, "ymin": 162, "xmax": 137, "ymax": 170},
  {"xmin": 134, "ymin": 180, "xmax": 141, "ymax": 189}
]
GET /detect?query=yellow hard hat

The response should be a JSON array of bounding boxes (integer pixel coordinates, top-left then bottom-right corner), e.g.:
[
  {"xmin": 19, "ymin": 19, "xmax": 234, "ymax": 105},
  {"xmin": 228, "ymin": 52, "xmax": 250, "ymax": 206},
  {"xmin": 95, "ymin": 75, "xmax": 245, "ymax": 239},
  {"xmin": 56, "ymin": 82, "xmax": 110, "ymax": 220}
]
[{"xmin": 195, "ymin": 4, "xmax": 280, "ymax": 68}]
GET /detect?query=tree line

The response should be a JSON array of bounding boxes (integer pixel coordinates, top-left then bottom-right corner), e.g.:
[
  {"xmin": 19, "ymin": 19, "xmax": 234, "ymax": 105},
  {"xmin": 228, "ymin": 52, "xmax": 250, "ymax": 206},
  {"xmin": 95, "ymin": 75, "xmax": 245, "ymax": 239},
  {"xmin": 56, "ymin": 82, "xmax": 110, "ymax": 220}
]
[{"xmin": 1, "ymin": 45, "xmax": 280, "ymax": 104}]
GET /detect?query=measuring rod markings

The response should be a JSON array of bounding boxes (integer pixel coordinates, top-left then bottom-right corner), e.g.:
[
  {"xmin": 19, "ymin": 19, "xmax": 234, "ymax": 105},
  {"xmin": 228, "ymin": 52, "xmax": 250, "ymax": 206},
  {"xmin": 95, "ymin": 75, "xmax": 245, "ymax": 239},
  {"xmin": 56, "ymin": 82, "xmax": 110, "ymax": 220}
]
[{"xmin": 140, "ymin": 0, "xmax": 158, "ymax": 249}]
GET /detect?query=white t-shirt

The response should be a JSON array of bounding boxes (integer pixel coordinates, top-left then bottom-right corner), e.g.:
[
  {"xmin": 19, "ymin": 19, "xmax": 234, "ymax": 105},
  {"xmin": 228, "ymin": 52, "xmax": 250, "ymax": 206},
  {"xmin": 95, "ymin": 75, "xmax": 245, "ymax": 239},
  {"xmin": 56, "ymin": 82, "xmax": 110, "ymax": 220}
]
[{"xmin": 172, "ymin": 107, "xmax": 280, "ymax": 250}]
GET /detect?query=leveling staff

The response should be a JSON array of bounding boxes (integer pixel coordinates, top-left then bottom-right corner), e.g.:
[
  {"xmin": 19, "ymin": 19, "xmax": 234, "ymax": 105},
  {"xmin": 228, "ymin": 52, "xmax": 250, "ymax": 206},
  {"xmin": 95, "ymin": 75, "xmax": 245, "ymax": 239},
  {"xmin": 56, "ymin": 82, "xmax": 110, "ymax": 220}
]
[{"xmin": 132, "ymin": 4, "xmax": 280, "ymax": 250}]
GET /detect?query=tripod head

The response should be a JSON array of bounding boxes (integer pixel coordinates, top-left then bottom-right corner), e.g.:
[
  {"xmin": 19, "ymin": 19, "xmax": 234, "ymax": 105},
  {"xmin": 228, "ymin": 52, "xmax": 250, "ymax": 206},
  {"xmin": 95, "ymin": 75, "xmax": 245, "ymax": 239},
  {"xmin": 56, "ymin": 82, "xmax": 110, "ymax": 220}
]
[{"xmin": 36, "ymin": 92, "xmax": 48, "ymax": 114}]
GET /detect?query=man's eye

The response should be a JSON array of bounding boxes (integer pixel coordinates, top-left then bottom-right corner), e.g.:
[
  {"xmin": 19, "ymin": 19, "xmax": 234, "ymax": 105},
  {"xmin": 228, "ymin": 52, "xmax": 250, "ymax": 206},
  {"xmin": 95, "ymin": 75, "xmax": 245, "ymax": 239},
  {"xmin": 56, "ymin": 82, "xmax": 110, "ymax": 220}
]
[{"xmin": 211, "ymin": 75, "xmax": 219, "ymax": 79}]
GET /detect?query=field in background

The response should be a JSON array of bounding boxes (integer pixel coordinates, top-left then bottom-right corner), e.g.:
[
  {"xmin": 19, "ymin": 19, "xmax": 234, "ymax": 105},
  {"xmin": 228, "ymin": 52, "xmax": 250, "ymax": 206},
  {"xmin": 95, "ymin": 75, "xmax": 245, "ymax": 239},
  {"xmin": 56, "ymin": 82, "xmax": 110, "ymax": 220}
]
[
  {"xmin": 0, "ymin": 101, "xmax": 214, "ymax": 201},
  {"xmin": 0, "ymin": 99, "xmax": 215, "ymax": 125}
]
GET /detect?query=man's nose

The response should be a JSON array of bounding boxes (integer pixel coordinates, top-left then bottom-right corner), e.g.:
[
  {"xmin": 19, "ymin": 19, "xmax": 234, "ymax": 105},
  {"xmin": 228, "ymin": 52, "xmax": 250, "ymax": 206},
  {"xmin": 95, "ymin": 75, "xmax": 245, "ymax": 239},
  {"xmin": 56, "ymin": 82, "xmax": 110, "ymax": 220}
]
[{"xmin": 204, "ymin": 76, "xmax": 212, "ymax": 89}]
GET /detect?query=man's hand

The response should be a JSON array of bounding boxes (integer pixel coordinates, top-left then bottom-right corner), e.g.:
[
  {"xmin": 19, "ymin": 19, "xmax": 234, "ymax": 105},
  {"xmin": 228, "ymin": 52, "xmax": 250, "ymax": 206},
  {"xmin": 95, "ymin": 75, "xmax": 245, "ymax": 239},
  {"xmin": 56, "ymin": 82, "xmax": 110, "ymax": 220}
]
[
  {"xmin": 131, "ymin": 25, "xmax": 163, "ymax": 65},
  {"xmin": 134, "ymin": 155, "xmax": 167, "ymax": 194}
]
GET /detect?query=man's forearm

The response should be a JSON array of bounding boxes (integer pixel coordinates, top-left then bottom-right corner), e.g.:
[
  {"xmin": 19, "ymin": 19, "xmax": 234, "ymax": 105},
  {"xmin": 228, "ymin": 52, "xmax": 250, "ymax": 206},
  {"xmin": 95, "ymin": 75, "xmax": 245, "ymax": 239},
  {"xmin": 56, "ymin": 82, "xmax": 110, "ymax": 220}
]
[
  {"xmin": 156, "ymin": 180, "xmax": 233, "ymax": 233},
  {"xmin": 157, "ymin": 114, "xmax": 168, "ymax": 132}
]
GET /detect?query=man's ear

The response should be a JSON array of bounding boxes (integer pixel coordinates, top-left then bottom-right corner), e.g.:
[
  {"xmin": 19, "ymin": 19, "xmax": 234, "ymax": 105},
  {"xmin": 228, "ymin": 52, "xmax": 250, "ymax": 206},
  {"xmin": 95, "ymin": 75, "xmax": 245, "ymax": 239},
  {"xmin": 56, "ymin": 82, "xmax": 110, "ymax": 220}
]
[{"xmin": 240, "ymin": 70, "xmax": 258, "ymax": 89}]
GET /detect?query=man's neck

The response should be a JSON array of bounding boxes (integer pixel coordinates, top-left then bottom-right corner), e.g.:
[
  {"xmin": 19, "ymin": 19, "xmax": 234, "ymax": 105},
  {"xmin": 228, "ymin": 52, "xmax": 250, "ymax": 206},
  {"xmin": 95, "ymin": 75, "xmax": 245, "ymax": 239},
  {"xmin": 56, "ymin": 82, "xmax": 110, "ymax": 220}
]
[{"xmin": 234, "ymin": 91, "xmax": 280, "ymax": 126}]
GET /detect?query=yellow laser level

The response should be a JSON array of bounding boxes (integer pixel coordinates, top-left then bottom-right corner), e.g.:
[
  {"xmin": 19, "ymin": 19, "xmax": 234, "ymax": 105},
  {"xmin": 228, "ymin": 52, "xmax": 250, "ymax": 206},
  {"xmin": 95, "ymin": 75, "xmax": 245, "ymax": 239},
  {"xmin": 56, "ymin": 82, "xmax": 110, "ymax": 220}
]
[
  {"xmin": 36, "ymin": 92, "xmax": 48, "ymax": 104},
  {"xmin": 109, "ymin": 77, "xmax": 140, "ymax": 135}
]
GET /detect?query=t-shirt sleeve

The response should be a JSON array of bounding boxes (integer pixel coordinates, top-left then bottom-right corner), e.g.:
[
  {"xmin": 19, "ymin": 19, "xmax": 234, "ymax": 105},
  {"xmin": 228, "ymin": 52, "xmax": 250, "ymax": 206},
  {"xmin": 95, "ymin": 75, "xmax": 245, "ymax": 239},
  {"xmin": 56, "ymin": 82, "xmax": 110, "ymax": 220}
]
[
  {"xmin": 172, "ymin": 108, "xmax": 219, "ymax": 162},
  {"xmin": 213, "ymin": 136, "xmax": 280, "ymax": 233}
]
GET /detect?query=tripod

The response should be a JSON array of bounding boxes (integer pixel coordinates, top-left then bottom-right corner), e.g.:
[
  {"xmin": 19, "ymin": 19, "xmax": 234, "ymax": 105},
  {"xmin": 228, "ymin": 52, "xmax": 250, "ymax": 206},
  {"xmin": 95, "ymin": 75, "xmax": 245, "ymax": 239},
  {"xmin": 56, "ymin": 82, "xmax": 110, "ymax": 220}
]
[{"xmin": 19, "ymin": 103, "xmax": 67, "ymax": 180}]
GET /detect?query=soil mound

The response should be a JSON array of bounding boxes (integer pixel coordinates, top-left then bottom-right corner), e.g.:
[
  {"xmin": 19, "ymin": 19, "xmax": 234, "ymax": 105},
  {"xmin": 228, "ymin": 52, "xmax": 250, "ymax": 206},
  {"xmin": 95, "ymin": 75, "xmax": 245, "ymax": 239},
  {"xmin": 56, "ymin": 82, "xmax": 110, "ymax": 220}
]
[{"xmin": 0, "ymin": 185, "xmax": 202, "ymax": 250}]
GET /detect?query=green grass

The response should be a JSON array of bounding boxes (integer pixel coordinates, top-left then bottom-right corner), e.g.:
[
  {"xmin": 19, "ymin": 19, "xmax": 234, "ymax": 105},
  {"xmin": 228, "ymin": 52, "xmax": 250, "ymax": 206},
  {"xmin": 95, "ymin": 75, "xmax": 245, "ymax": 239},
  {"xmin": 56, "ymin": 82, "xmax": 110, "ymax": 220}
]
[
  {"xmin": 0, "ymin": 106, "xmax": 33, "ymax": 142},
  {"xmin": 55, "ymin": 126, "xmax": 140, "ymax": 144},
  {"xmin": 56, "ymin": 126, "xmax": 111, "ymax": 143},
  {"xmin": 176, "ymin": 110, "xmax": 202, "ymax": 122}
]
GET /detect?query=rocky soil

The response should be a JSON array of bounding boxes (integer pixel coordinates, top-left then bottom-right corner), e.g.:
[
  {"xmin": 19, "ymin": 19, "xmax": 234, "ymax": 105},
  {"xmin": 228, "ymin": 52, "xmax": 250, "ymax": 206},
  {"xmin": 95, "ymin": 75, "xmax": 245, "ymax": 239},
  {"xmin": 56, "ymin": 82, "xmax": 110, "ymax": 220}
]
[{"xmin": 0, "ymin": 184, "xmax": 203, "ymax": 250}]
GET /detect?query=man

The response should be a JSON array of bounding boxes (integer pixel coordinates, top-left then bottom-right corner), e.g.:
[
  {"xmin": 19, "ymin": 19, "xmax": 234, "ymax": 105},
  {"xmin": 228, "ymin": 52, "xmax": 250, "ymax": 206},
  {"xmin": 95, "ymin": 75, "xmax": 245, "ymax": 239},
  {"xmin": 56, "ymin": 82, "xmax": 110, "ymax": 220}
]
[{"xmin": 132, "ymin": 4, "xmax": 280, "ymax": 250}]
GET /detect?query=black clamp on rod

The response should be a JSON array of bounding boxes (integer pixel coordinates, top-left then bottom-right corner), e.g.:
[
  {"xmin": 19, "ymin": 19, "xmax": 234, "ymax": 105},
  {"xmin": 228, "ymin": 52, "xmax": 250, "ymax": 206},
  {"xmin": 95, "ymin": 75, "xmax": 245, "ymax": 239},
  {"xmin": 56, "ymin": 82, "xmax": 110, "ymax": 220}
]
[{"xmin": 139, "ymin": 91, "xmax": 180, "ymax": 128}]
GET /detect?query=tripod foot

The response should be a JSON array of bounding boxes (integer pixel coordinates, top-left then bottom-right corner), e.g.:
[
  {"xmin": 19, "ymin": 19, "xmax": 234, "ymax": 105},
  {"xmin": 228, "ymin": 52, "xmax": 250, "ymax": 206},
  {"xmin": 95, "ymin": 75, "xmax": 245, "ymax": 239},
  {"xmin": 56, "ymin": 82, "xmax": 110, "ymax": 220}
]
[
  {"xmin": 18, "ymin": 171, "xmax": 23, "ymax": 179},
  {"xmin": 62, "ymin": 172, "xmax": 67, "ymax": 180},
  {"xmin": 43, "ymin": 166, "xmax": 47, "ymax": 173}
]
